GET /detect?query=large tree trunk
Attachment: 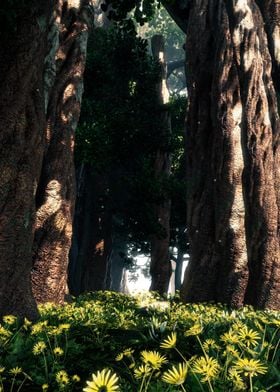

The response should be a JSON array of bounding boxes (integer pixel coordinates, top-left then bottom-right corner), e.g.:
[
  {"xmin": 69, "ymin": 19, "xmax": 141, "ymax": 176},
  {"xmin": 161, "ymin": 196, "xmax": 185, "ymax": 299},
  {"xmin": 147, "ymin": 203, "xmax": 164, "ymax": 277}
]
[
  {"xmin": 181, "ymin": 0, "xmax": 280, "ymax": 309},
  {"xmin": 0, "ymin": 1, "xmax": 54, "ymax": 318},
  {"xmin": 31, "ymin": 0, "xmax": 93, "ymax": 303},
  {"xmin": 149, "ymin": 35, "xmax": 172, "ymax": 295}
]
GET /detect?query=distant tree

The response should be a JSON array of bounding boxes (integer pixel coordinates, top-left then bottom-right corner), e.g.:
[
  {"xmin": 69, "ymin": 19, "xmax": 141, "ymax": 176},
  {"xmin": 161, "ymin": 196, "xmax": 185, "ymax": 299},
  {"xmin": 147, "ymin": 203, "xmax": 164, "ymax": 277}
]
[{"xmin": 68, "ymin": 24, "xmax": 168, "ymax": 294}]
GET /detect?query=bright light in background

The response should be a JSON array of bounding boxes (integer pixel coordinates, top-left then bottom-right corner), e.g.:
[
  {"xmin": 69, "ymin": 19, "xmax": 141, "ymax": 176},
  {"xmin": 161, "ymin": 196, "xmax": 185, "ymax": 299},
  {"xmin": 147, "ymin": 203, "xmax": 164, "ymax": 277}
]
[{"xmin": 127, "ymin": 254, "xmax": 189, "ymax": 294}]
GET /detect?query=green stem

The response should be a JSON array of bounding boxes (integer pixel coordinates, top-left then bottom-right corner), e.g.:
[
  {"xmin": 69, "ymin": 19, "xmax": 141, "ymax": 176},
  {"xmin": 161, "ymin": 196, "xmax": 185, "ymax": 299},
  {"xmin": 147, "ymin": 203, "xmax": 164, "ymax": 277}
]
[
  {"xmin": 180, "ymin": 384, "xmax": 187, "ymax": 392},
  {"xmin": 271, "ymin": 336, "xmax": 280, "ymax": 363},
  {"xmin": 144, "ymin": 370, "xmax": 154, "ymax": 392},
  {"xmin": 174, "ymin": 348, "xmax": 188, "ymax": 362},
  {"xmin": 43, "ymin": 353, "xmax": 48, "ymax": 382},
  {"xmin": 207, "ymin": 379, "xmax": 214, "ymax": 392},
  {"xmin": 189, "ymin": 369, "xmax": 205, "ymax": 392},
  {"xmin": 16, "ymin": 376, "xmax": 27, "ymax": 392},
  {"xmin": 139, "ymin": 374, "xmax": 147, "ymax": 392},
  {"xmin": 196, "ymin": 336, "xmax": 208, "ymax": 358},
  {"xmin": 249, "ymin": 375, "xmax": 253, "ymax": 392},
  {"xmin": 10, "ymin": 375, "xmax": 16, "ymax": 392}
]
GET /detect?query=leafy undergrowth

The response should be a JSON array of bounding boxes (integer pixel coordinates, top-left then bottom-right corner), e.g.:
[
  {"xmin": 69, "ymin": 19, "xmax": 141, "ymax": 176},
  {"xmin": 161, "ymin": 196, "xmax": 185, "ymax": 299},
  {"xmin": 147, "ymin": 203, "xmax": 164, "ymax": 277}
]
[{"xmin": 0, "ymin": 292, "xmax": 279, "ymax": 391}]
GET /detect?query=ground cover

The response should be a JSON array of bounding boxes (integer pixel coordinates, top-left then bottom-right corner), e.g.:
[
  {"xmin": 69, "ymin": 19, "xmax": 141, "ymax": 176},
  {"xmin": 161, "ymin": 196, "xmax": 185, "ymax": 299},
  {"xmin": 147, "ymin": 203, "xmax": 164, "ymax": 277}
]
[{"xmin": 0, "ymin": 292, "xmax": 279, "ymax": 391}]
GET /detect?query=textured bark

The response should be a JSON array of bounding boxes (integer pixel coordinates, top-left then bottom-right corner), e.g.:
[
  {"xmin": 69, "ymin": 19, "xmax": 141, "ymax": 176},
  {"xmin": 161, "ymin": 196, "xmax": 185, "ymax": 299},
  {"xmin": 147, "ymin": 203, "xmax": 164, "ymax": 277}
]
[
  {"xmin": 68, "ymin": 167, "xmax": 112, "ymax": 294},
  {"xmin": 0, "ymin": 2, "xmax": 54, "ymax": 318},
  {"xmin": 32, "ymin": 0, "xmax": 93, "ymax": 303},
  {"xmin": 149, "ymin": 35, "xmax": 172, "ymax": 295},
  {"xmin": 181, "ymin": 0, "xmax": 280, "ymax": 309}
]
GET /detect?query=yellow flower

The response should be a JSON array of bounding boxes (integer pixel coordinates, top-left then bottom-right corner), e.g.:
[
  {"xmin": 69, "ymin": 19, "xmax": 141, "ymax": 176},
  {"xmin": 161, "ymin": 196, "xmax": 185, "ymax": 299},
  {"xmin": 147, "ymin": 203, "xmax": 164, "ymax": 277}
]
[
  {"xmin": 53, "ymin": 347, "xmax": 64, "ymax": 356},
  {"xmin": 227, "ymin": 369, "xmax": 246, "ymax": 391},
  {"xmin": 72, "ymin": 375, "xmax": 81, "ymax": 382},
  {"xmin": 115, "ymin": 353, "xmax": 123, "ymax": 361},
  {"xmin": 0, "ymin": 326, "xmax": 12, "ymax": 338},
  {"xmin": 3, "ymin": 315, "xmax": 17, "ymax": 325},
  {"xmin": 59, "ymin": 323, "xmax": 71, "ymax": 331},
  {"xmin": 237, "ymin": 326, "xmax": 261, "ymax": 347},
  {"xmin": 162, "ymin": 362, "xmax": 188, "ymax": 385},
  {"xmin": 123, "ymin": 348, "xmax": 134, "ymax": 357},
  {"xmin": 202, "ymin": 339, "xmax": 219, "ymax": 352},
  {"xmin": 223, "ymin": 345, "xmax": 239, "ymax": 358},
  {"xmin": 134, "ymin": 364, "xmax": 152, "ymax": 379},
  {"xmin": 83, "ymin": 369, "xmax": 119, "ymax": 392},
  {"xmin": 23, "ymin": 318, "xmax": 32, "ymax": 330},
  {"xmin": 0, "ymin": 366, "xmax": 5, "ymax": 373},
  {"xmin": 42, "ymin": 384, "xmax": 49, "ymax": 391},
  {"xmin": 185, "ymin": 324, "xmax": 203, "ymax": 337},
  {"xmin": 221, "ymin": 330, "xmax": 239, "ymax": 345},
  {"xmin": 32, "ymin": 341, "xmax": 47, "ymax": 355},
  {"xmin": 48, "ymin": 327, "xmax": 62, "ymax": 336},
  {"xmin": 160, "ymin": 332, "xmax": 177, "ymax": 349},
  {"xmin": 56, "ymin": 370, "xmax": 69, "ymax": 385},
  {"xmin": 192, "ymin": 355, "xmax": 220, "ymax": 382},
  {"xmin": 141, "ymin": 350, "xmax": 167, "ymax": 369},
  {"xmin": 232, "ymin": 358, "xmax": 267, "ymax": 377},
  {"xmin": 9, "ymin": 367, "xmax": 22, "ymax": 375},
  {"xmin": 31, "ymin": 321, "xmax": 48, "ymax": 335}
]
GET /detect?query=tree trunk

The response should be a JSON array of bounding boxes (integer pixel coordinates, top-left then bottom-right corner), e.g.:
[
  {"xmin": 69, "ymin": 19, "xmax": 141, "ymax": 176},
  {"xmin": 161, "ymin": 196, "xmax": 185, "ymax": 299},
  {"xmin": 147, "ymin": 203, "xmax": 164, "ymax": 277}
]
[
  {"xmin": 175, "ymin": 247, "xmax": 184, "ymax": 291},
  {"xmin": 68, "ymin": 167, "xmax": 112, "ymax": 294},
  {"xmin": 149, "ymin": 35, "xmax": 172, "ymax": 295},
  {"xmin": 31, "ymin": 0, "xmax": 93, "ymax": 303},
  {"xmin": 110, "ymin": 232, "xmax": 127, "ymax": 292},
  {"xmin": 0, "ymin": 1, "xmax": 54, "ymax": 318},
  {"xmin": 181, "ymin": 0, "xmax": 280, "ymax": 309},
  {"xmin": 81, "ymin": 171, "xmax": 112, "ymax": 292}
]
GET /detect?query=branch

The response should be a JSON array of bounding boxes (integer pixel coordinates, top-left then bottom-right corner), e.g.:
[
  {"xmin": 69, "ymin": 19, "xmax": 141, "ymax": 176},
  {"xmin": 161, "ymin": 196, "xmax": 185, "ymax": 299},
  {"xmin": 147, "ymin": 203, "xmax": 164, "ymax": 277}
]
[
  {"xmin": 161, "ymin": 0, "xmax": 190, "ymax": 34},
  {"xmin": 167, "ymin": 59, "xmax": 185, "ymax": 78}
]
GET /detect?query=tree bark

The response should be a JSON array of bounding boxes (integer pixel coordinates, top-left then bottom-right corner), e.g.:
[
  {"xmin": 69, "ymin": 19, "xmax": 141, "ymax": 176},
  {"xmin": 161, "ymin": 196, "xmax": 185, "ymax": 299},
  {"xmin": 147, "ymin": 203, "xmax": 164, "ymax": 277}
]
[
  {"xmin": 181, "ymin": 0, "xmax": 280, "ymax": 309},
  {"xmin": 31, "ymin": 0, "xmax": 93, "ymax": 303},
  {"xmin": 68, "ymin": 167, "xmax": 112, "ymax": 294},
  {"xmin": 149, "ymin": 35, "xmax": 172, "ymax": 295},
  {"xmin": 0, "ymin": 1, "xmax": 54, "ymax": 318}
]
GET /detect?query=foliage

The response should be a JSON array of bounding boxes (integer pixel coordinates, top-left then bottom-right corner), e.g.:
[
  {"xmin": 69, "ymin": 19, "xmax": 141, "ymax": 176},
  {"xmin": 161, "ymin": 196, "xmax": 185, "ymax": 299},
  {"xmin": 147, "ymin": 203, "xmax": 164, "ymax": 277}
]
[
  {"xmin": 75, "ymin": 23, "xmax": 177, "ymax": 253},
  {"xmin": 0, "ymin": 292, "xmax": 279, "ymax": 391}
]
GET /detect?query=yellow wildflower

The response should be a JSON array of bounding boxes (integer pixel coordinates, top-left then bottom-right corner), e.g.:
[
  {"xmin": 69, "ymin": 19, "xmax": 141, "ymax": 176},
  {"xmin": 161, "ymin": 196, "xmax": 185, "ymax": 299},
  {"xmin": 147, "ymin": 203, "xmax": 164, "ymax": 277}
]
[
  {"xmin": 202, "ymin": 339, "xmax": 219, "ymax": 352},
  {"xmin": 72, "ymin": 375, "xmax": 81, "ymax": 382},
  {"xmin": 9, "ymin": 367, "xmax": 22, "ymax": 375},
  {"xmin": 162, "ymin": 362, "xmax": 188, "ymax": 385},
  {"xmin": 237, "ymin": 326, "xmax": 261, "ymax": 347},
  {"xmin": 0, "ymin": 326, "xmax": 12, "ymax": 338},
  {"xmin": 232, "ymin": 358, "xmax": 267, "ymax": 377},
  {"xmin": 83, "ymin": 369, "xmax": 119, "ymax": 392},
  {"xmin": 56, "ymin": 370, "xmax": 69, "ymax": 385},
  {"xmin": 3, "ymin": 315, "xmax": 16, "ymax": 325},
  {"xmin": 185, "ymin": 324, "xmax": 203, "ymax": 337},
  {"xmin": 134, "ymin": 364, "xmax": 152, "ymax": 379},
  {"xmin": 53, "ymin": 347, "xmax": 64, "ymax": 356},
  {"xmin": 192, "ymin": 355, "xmax": 220, "ymax": 382},
  {"xmin": 160, "ymin": 332, "xmax": 177, "ymax": 349},
  {"xmin": 115, "ymin": 353, "xmax": 123, "ymax": 361},
  {"xmin": 141, "ymin": 350, "xmax": 167, "ymax": 370},
  {"xmin": 33, "ymin": 341, "xmax": 47, "ymax": 355},
  {"xmin": 123, "ymin": 348, "xmax": 134, "ymax": 357},
  {"xmin": 221, "ymin": 330, "xmax": 239, "ymax": 345},
  {"xmin": 227, "ymin": 369, "xmax": 246, "ymax": 391}
]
